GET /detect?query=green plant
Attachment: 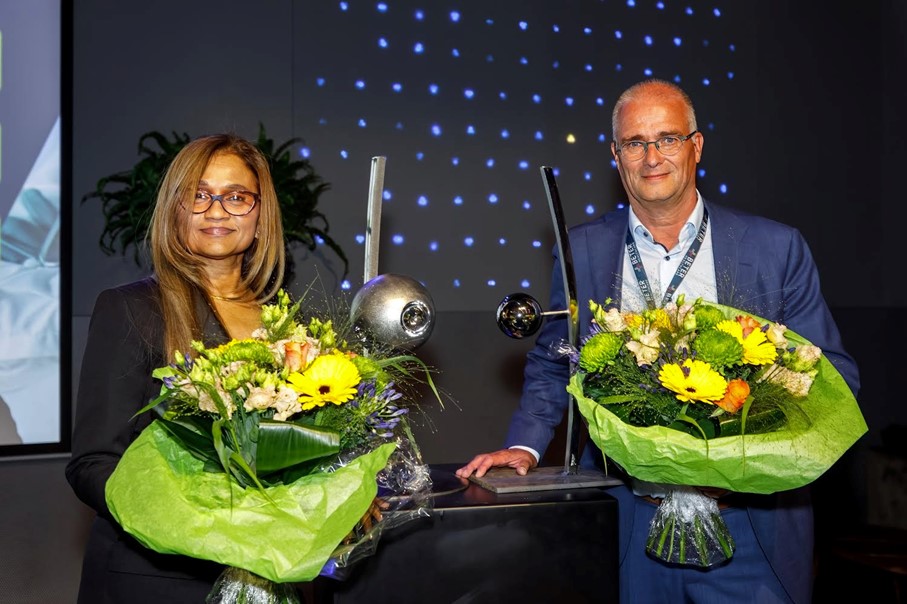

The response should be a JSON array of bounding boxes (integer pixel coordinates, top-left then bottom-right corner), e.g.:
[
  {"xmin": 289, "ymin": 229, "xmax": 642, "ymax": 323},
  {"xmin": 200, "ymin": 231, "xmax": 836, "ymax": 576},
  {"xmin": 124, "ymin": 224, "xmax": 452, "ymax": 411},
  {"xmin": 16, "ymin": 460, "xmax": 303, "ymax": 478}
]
[{"xmin": 82, "ymin": 124, "xmax": 348, "ymax": 281}]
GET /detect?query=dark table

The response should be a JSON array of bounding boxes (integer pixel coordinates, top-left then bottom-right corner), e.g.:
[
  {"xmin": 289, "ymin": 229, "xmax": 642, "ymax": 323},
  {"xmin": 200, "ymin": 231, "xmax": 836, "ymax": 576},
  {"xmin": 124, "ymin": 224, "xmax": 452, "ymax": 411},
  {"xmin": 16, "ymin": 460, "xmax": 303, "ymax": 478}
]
[{"xmin": 312, "ymin": 464, "xmax": 620, "ymax": 604}]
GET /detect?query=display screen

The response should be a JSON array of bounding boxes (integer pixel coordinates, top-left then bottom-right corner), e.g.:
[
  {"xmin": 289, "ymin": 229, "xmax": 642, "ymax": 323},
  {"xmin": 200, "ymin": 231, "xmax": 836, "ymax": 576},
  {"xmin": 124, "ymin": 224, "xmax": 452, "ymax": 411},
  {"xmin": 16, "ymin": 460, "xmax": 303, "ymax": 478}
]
[{"xmin": 0, "ymin": 0, "xmax": 68, "ymax": 454}]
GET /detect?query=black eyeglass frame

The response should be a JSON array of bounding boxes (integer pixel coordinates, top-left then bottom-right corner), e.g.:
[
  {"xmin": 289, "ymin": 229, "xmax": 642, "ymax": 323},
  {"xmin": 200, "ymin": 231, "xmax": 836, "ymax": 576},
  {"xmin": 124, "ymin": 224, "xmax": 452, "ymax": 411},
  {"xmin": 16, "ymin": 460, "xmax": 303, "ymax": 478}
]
[
  {"xmin": 191, "ymin": 190, "xmax": 260, "ymax": 216},
  {"xmin": 614, "ymin": 130, "xmax": 699, "ymax": 159}
]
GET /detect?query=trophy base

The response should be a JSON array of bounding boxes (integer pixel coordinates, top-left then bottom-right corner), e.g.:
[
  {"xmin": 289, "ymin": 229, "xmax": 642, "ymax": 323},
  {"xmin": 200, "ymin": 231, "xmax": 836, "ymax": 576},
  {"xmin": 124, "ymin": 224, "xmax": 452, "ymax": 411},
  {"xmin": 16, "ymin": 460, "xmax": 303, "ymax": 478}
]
[{"xmin": 468, "ymin": 465, "xmax": 623, "ymax": 494}]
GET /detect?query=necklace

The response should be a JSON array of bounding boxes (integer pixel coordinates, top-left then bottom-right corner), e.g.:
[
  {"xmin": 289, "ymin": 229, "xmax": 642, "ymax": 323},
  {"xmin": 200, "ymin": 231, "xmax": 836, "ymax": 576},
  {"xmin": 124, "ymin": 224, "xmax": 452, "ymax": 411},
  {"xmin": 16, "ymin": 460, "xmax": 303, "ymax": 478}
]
[{"xmin": 210, "ymin": 293, "xmax": 245, "ymax": 302}]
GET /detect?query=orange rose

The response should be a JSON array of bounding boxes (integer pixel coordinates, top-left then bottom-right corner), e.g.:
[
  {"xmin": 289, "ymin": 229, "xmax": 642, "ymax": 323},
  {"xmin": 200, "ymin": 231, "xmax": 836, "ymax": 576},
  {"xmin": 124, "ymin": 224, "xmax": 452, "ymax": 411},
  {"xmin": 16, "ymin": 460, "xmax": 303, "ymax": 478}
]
[
  {"xmin": 284, "ymin": 341, "xmax": 310, "ymax": 372},
  {"xmin": 715, "ymin": 379, "xmax": 750, "ymax": 413},
  {"xmin": 736, "ymin": 315, "xmax": 761, "ymax": 339}
]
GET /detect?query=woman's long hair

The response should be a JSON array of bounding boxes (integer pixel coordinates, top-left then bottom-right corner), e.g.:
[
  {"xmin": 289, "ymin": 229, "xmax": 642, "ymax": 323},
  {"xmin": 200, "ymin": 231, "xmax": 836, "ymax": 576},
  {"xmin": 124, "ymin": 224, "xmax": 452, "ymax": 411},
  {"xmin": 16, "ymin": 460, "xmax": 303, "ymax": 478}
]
[{"xmin": 148, "ymin": 134, "xmax": 285, "ymax": 355}]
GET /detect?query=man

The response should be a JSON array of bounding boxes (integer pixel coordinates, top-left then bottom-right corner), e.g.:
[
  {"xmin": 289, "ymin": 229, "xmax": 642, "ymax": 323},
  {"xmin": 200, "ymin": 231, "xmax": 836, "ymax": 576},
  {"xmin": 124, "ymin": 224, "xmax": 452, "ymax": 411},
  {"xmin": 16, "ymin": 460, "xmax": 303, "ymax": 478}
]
[{"xmin": 457, "ymin": 79, "xmax": 859, "ymax": 603}]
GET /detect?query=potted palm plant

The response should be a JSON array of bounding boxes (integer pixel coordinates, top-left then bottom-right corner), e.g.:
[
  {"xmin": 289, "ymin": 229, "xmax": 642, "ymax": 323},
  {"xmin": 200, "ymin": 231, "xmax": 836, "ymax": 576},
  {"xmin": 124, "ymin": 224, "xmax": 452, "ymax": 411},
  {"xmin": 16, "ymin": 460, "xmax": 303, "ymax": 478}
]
[{"xmin": 82, "ymin": 124, "xmax": 348, "ymax": 282}]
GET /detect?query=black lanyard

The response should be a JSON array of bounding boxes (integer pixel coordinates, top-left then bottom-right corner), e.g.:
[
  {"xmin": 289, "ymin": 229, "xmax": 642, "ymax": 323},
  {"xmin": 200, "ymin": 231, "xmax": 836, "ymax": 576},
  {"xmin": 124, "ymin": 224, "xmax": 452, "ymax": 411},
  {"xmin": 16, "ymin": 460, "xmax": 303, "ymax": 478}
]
[{"xmin": 625, "ymin": 208, "xmax": 709, "ymax": 309}]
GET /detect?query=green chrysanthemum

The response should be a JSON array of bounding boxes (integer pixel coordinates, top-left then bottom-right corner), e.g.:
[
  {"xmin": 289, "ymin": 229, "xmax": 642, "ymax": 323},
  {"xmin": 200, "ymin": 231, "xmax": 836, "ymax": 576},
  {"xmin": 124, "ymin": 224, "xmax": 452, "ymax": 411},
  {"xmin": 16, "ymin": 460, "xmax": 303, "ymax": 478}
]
[
  {"xmin": 692, "ymin": 304, "xmax": 726, "ymax": 330},
  {"xmin": 691, "ymin": 328, "xmax": 744, "ymax": 369},
  {"xmin": 579, "ymin": 332, "xmax": 625, "ymax": 372}
]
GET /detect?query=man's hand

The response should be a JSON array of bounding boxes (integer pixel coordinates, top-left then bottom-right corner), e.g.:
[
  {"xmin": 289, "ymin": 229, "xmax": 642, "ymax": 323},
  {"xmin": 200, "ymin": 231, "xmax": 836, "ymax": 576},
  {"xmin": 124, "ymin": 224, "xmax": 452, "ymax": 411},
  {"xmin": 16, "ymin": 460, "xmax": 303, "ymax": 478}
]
[{"xmin": 455, "ymin": 448, "xmax": 537, "ymax": 479}]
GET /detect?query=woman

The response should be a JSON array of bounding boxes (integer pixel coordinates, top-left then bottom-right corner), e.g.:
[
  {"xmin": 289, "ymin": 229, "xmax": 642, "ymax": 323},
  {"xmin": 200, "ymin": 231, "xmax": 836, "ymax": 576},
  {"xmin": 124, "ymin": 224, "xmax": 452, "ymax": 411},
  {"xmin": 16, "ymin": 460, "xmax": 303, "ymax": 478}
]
[{"xmin": 65, "ymin": 134, "xmax": 286, "ymax": 603}]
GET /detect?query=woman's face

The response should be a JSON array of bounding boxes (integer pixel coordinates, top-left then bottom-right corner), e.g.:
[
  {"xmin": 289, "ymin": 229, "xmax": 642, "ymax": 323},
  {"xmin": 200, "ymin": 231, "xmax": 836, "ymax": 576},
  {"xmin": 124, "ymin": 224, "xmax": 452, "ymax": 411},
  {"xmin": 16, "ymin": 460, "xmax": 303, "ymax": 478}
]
[{"xmin": 186, "ymin": 152, "xmax": 261, "ymax": 264}]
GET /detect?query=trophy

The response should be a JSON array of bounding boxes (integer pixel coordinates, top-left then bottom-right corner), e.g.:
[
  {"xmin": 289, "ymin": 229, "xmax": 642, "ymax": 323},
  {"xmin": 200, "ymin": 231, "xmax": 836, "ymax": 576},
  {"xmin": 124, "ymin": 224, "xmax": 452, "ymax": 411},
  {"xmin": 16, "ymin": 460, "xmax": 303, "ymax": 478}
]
[
  {"xmin": 468, "ymin": 167, "xmax": 621, "ymax": 492},
  {"xmin": 349, "ymin": 156, "xmax": 435, "ymax": 351}
]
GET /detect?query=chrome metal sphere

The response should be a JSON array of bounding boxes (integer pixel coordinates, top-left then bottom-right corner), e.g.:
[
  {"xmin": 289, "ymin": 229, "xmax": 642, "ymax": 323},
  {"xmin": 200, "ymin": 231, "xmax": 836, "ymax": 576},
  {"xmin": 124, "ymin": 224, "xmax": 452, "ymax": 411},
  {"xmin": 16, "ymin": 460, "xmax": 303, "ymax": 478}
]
[
  {"xmin": 350, "ymin": 273, "xmax": 435, "ymax": 350},
  {"xmin": 496, "ymin": 293, "xmax": 543, "ymax": 339}
]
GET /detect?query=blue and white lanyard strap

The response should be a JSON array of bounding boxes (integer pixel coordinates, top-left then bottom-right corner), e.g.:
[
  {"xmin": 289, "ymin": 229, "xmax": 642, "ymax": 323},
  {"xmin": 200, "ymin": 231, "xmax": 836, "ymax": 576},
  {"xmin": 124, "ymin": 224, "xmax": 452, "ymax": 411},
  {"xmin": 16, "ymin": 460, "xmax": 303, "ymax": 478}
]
[{"xmin": 625, "ymin": 208, "xmax": 709, "ymax": 310}]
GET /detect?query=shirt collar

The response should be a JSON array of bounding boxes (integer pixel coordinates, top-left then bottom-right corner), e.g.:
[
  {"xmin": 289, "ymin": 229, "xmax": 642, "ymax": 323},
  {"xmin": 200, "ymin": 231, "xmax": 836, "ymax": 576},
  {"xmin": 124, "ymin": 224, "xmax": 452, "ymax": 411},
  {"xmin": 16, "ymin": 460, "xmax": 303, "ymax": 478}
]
[{"xmin": 628, "ymin": 191, "xmax": 704, "ymax": 253}]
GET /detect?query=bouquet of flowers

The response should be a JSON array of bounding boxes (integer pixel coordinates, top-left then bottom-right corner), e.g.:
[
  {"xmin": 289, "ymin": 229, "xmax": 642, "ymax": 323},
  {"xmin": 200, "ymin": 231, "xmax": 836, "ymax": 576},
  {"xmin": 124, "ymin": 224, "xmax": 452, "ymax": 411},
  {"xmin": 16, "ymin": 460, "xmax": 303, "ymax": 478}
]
[
  {"xmin": 565, "ymin": 296, "xmax": 866, "ymax": 567},
  {"xmin": 105, "ymin": 289, "xmax": 437, "ymax": 602}
]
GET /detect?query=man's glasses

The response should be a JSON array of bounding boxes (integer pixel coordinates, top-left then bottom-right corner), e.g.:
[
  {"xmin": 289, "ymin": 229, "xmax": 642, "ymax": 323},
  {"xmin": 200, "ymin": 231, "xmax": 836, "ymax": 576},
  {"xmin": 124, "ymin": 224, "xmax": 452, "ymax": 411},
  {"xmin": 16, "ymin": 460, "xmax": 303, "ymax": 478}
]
[
  {"xmin": 615, "ymin": 130, "xmax": 698, "ymax": 161},
  {"xmin": 192, "ymin": 190, "xmax": 259, "ymax": 216}
]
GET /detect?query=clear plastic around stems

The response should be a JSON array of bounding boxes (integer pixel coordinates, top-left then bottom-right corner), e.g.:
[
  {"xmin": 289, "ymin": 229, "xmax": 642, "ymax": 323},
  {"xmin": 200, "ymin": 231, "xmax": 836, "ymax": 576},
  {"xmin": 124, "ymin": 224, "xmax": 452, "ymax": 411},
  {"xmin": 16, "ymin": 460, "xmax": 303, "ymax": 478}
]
[
  {"xmin": 645, "ymin": 486, "xmax": 736, "ymax": 567},
  {"xmin": 206, "ymin": 567, "xmax": 302, "ymax": 604},
  {"xmin": 318, "ymin": 421, "xmax": 433, "ymax": 581}
]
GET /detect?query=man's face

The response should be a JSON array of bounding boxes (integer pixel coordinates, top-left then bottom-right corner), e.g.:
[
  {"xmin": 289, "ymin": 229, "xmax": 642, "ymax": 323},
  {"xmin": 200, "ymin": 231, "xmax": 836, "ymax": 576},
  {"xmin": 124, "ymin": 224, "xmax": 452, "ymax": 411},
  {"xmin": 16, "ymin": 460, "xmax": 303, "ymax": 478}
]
[{"xmin": 610, "ymin": 91, "xmax": 703, "ymax": 211}]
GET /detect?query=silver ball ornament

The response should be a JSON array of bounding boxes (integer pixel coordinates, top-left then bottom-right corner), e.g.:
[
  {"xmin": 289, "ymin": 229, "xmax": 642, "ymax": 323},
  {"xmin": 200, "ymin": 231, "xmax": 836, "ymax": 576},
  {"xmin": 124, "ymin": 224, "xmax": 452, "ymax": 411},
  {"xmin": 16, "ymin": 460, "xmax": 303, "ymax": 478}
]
[
  {"xmin": 496, "ymin": 293, "xmax": 543, "ymax": 339},
  {"xmin": 350, "ymin": 273, "xmax": 435, "ymax": 350}
]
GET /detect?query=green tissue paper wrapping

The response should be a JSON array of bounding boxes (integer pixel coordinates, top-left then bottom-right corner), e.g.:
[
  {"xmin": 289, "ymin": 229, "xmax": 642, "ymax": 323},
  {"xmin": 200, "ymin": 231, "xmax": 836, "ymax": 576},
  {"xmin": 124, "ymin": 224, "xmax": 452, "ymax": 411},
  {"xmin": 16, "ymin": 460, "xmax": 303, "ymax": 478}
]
[{"xmin": 106, "ymin": 420, "xmax": 395, "ymax": 583}]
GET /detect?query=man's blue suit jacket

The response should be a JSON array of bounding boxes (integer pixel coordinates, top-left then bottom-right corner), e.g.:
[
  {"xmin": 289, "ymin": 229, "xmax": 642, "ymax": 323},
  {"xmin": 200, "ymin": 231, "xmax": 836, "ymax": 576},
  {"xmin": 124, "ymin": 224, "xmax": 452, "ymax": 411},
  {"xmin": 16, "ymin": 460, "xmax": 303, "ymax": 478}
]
[{"xmin": 504, "ymin": 200, "xmax": 860, "ymax": 604}]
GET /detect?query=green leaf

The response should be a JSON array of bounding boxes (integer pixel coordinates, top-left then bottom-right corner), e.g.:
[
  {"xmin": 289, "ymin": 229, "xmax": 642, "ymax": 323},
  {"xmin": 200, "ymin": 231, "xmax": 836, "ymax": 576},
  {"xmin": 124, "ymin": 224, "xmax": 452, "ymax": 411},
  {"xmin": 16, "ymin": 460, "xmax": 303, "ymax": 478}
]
[{"xmin": 256, "ymin": 420, "xmax": 341, "ymax": 475}]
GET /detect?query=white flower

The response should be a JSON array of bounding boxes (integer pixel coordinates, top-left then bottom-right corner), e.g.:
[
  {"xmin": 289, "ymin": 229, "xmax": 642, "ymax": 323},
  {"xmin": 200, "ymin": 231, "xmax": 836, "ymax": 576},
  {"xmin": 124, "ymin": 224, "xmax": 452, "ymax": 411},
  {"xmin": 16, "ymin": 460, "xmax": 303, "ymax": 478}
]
[
  {"xmin": 244, "ymin": 386, "xmax": 275, "ymax": 412},
  {"xmin": 602, "ymin": 308, "xmax": 627, "ymax": 332},
  {"xmin": 627, "ymin": 328, "xmax": 661, "ymax": 366},
  {"xmin": 273, "ymin": 386, "xmax": 303, "ymax": 421},
  {"xmin": 766, "ymin": 323, "xmax": 788, "ymax": 348},
  {"xmin": 766, "ymin": 365, "xmax": 815, "ymax": 397}
]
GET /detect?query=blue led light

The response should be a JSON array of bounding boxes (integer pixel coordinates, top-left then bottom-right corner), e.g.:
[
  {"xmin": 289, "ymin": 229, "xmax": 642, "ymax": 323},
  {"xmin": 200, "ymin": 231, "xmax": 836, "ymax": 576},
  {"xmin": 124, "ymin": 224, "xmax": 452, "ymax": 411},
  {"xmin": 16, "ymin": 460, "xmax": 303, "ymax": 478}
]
[
  {"xmin": 453, "ymin": 279, "xmax": 461, "ymax": 287},
  {"xmin": 464, "ymin": 236, "xmax": 474, "ymax": 246},
  {"xmin": 500, "ymin": 129, "xmax": 510, "ymax": 139},
  {"xmin": 318, "ymin": 118, "xmax": 327, "ymax": 125},
  {"xmin": 415, "ymin": 9, "xmax": 424, "ymax": 20},
  {"xmin": 518, "ymin": 160, "xmax": 529, "ymax": 169},
  {"xmin": 487, "ymin": 279, "xmax": 496, "ymax": 287},
  {"xmin": 644, "ymin": 68, "xmax": 653, "ymax": 76},
  {"xmin": 521, "ymin": 279, "xmax": 530, "ymax": 288},
  {"xmin": 392, "ymin": 82, "xmax": 402, "ymax": 92},
  {"xmin": 378, "ymin": 37, "xmax": 388, "ymax": 48},
  {"xmin": 452, "ymin": 48, "xmax": 460, "ymax": 57},
  {"xmin": 486, "ymin": 54, "xmax": 494, "ymax": 62},
  {"xmin": 499, "ymin": 238, "xmax": 506, "ymax": 245},
  {"xmin": 415, "ymin": 151, "xmax": 424, "ymax": 160},
  {"xmin": 596, "ymin": 97, "xmax": 604, "ymax": 106},
  {"xmin": 532, "ymin": 94, "xmax": 541, "ymax": 103},
  {"xmin": 583, "ymin": 172, "xmax": 591, "ymax": 181},
  {"xmin": 451, "ymin": 157, "xmax": 460, "ymax": 166},
  {"xmin": 627, "ymin": 0, "xmax": 636, "ymax": 6},
  {"xmin": 645, "ymin": 35, "xmax": 653, "ymax": 46},
  {"xmin": 392, "ymin": 234, "xmax": 404, "ymax": 245},
  {"xmin": 431, "ymin": 124, "xmax": 442, "ymax": 136},
  {"xmin": 357, "ymin": 118, "xmax": 367, "ymax": 127},
  {"xmin": 553, "ymin": 24, "xmax": 560, "ymax": 32},
  {"xmin": 340, "ymin": 150, "xmax": 348, "ymax": 159},
  {"xmin": 522, "ymin": 200, "xmax": 531, "ymax": 210},
  {"xmin": 553, "ymin": 61, "xmax": 560, "ymax": 69},
  {"xmin": 355, "ymin": 234, "xmax": 365, "ymax": 244},
  {"xmin": 585, "ymin": 64, "xmax": 593, "ymax": 72},
  {"xmin": 685, "ymin": 6, "xmax": 693, "ymax": 15},
  {"xmin": 466, "ymin": 125, "xmax": 475, "ymax": 135},
  {"xmin": 673, "ymin": 37, "xmax": 682, "ymax": 46},
  {"xmin": 453, "ymin": 195, "xmax": 463, "ymax": 205},
  {"xmin": 414, "ymin": 42, "xmax": 425, "ymax": 53},
  {"xmin": 316, "ymin": 77, "xmax": 325, "ymax": 86},
  {"xmin": 673, "ymin": 74, "xmax": 682, "ymax": 83},
  {"xmin": 656, "ymin": 2, "xmax": 665, "ymax": 8},
  {"xmin": 429, "ymin": 83, "xmax": 439, "ymax": 95},
  {"xmin": 450, "ymin": 11, "xmax": 460, "ymax": 22},
  {"xmin": 584, "ymin": 27, "xmax": 592, "ymax": 34},
  {"xmin": 429, "ymin": 241, "xmax": 438, "ymax": 251},
  {"xmin": 486, "ymin": 158, "xmax": 495, "ymax": 168},
  {"xmin": 552, "ymin": 167, "xmax": 560, "ymax": 176},
  {"xmin": 341, "ymin": 280, "xmax": 351, "ymax": 290},
  {"xmin": 383, "ymin": 190, "xmax": 392, "ymax": 200},
  {"xmin": 519, "ymin": 21, "xmax": 528, "ymax": 30},
  {"xmin": 598, "ymin": 133, "xmax": 606, "ymax": 142},
  {"xmin": 702, "ymin": 77, "xmax": 711, "ymax": 86},
  {"xmin": 339, "ymin": 2, "xmax": 348, "ymax": 11},
  {"xmin": 728, "ymin": 71, "xmax": 734, "ymax": 79},
  {"xmin": 499, "ymin": 91, "xmax": 507, "ymax": 100},
  {"xmin": 464, "ymin": 88, "xmax": 475, "ymax": 99},
  {"xmin": 616, "ymin": 63, "xmax": 623, "ymax": 71},
  {"xmin": 377, "ymin": 3, "xmax": 387, "ymax": 13},
  {"xmin": 713, "ymin": 8, "xmax": 721, "ymax": 17},
  {"xmin": 720, "ymin": 183, "xmax": 727, "ymax": 193},
  {"xmin": 488, "ymin": 194, "xmax": 498, "ymax": 204},
  {"xmin": 585, "ymin": 204, "xmax": 595, "ymax": 215},
  {"xmin": 418, "ymin": 195, "xmax": 429, "ymax": 206},
  {"xmin": 299, "ymin": 147, "xmax": 310, "ymax": 158},
  {"xmin": 532, "ymin": 240, "xmax": 542, "ymax": 248},
  {"xmin": 615, "ymin": 30, "xmax": 622, "ymax": 39},
  {"xmin": 565, "ymin": 97, "xmax": 574, "ymax": 106},
  {"xmin": 730, "ymin": 44, "xmax": 736, "ymax": 51},
  {"xmin": 395, "ymin": 122, "xmax": 404, "ymax": 130},
  {"xmin": 315, "ymin": 235, "xmax": 324, "ymax": 245},
  {"xmin": 485, "ymin": 18, "xmax": 493, "ymax": 25},
  {"xmin": 698, "ymin": 168, "xmax": 706, "ymax": 177},
  {"xmin": 355, "ymin": 79, "xmax": 365, "ymax": 89},
  {"xmin": 520, "ymin": 57, "xmax": 529, "ymax": 65},
  {"xmin": 534, "ymin": 131, "xmax": 544, "ymax": 141}
]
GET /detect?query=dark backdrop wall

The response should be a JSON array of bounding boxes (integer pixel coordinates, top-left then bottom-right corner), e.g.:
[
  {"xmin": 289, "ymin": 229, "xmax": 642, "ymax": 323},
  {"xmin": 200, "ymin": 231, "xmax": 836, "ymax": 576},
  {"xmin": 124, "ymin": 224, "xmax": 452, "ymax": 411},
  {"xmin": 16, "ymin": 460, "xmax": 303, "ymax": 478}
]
[{"xmin": 0, "ymin": 2, "xmax": 903, "ymax": 602}]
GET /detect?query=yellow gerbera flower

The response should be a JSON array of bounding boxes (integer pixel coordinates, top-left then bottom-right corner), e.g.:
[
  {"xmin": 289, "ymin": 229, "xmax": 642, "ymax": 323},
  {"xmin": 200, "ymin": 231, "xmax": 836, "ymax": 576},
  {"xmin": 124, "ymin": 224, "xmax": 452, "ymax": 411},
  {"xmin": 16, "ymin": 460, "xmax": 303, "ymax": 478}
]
[
  {"xmin": 658, "ymin": 359, "xmax": 728, "ymax": 404},
  {"xmin": 715, "ymin": 320, "xmax": 778, "ymax": 365},
  {"xmin": 287, "ymin": 353, "xmax": 361, "ymax": 411}
]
